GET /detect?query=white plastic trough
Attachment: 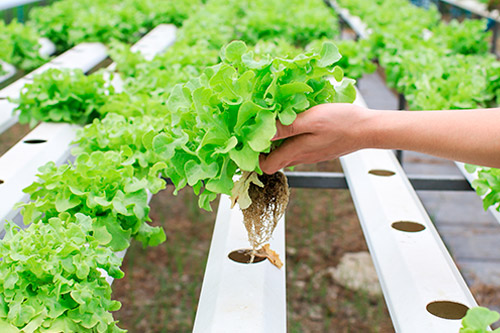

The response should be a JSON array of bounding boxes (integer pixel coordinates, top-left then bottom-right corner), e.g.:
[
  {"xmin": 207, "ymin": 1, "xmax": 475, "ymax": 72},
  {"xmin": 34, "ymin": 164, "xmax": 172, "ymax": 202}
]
[
  {"xmin": 439, "ymin": 0, "xmax": 500, "ymax": 21},
  {"xmin": 0, "ymin": 24, "xmax": 178, "ymax": 234},
  {"xmin": 328, "ymin": 0, "xmax": 371, "ymax": 39},
  {"xmin": 130, "ymin": 24, "xmax": 176, "ymax": 61},
  {"xmin": 193, "ymin": 195, "xmax": 286, "ymax": 333},
  {"xmin": 339, "ymin": 90, "xmax": 478, "ymax": 332},
  {"xmin": 0, "ymin": 43, "xmax": 108, "ymax": 100},
  {"xmin": 0, "ymin": 123, "xmax": 79, "ymax": 231},
  {"xmin": 38, "ymin": 37, "xmax": 56, "ymax": 58},
  {"xmin": 107, "ymin": 24, "xmax": 177, "ymax": 91},
  {"xmin": 0, "ymin": 0, "xmax": 40, "ymax": 11},
  {"xmin": 0, "ymin": 61, "xmax": 16, "ymax": 85}
]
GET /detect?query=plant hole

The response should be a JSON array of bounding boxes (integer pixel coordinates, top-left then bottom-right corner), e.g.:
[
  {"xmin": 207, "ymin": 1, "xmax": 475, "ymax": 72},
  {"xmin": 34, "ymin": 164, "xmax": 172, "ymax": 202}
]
[
  {"xmin": 426, "ymin": 301, "xmax": 469, "ymax": 320},
  {"xmin": 368, "ymin": 169, "xmax": 396, "ymax": 177},
  {"xmin": 392, "ymin": 221, "xmax": 426, "ymax": 232},
  {"xmin": 228, "ymin": 249, "xmax": 266, "ymax": 264},
  {"xmin": 23, "ymin": 139, "xmax": 47, "ymax": 144}
]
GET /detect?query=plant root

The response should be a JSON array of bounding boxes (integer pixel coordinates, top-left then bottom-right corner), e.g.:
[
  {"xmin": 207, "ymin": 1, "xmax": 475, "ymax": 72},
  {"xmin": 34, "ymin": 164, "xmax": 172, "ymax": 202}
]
[{"xmin": 242, "ymin": 171, "xmax": 289, "ymax": 267}]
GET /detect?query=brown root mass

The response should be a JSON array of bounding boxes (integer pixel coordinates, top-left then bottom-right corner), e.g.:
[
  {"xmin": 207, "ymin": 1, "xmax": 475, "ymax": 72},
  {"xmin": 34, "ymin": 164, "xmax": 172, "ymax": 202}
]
[{"xmin": 242, "ymin": 171, "xmax": 290, "ymax": 254}]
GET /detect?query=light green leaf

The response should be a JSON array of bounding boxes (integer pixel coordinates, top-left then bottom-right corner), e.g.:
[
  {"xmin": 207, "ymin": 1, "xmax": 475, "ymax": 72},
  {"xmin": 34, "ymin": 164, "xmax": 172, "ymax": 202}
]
[
  {"xmin": 229, "ymin": 144, "xmax": 260, "ymax": 171},
  {"xmin": 223, "ymin": 40, "xmax": 247, "ymax": 63},
  {"xmin": 333, "ymin": 78, "xmax": 357, "ymax": 103},
  {"xmin": 247, "ymin": 110, "xmax": 276, "ymax": 151},
  {"xmin": 460, "ymin": 307, "xmax": 500, "ymax": 332},
  {"xmin": 318, "ymin": 42, "xmax": 342, "ymax": 67}
]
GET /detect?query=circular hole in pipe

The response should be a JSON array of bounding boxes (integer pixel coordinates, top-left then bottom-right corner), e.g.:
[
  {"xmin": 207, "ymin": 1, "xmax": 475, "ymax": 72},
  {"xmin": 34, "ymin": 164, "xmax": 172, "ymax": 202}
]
[
  {"xmin": 228, "ymin": 249, "xmax": 266, "ymax": 264},
  {"xmin": 0, "ymin": 180, "xmax": 4, "ymax": 184},
  {"xmin": 23, "ymin": 139, "xmax": 47, "ymax": 144},
  {"xmin": 368, "ymin": 169, "xmax": 396, "ymax": 177},
  {"xmin": 426, "ymin": 301, "xmax": 469, "ymax": 320},
  {"xmin": 391, "ymin": 221, "xmax": 426, "ymax": 232}
]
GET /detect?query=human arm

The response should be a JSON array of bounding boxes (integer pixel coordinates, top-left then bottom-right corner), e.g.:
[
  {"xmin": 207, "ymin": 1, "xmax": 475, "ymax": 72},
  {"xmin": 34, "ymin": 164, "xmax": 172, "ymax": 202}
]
[{"xmin": 259, "ymin": 103, "xmax": 500, "ymax": 174}]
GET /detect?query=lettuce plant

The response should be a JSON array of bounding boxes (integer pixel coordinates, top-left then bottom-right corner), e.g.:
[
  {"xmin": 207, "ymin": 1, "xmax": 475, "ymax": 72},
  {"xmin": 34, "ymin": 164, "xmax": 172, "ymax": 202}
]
[
  {"xmin": 152, "ymin": 40, "xmax": 356, "ymax": 210},
  {"xmin": 460, "ymin": 307, "xmax": 500, "ymax": 333},
  {"xmin": 0, "ymin": 214, "xmax": 124, "ymax": 332},
  {"xmin": 19, "ymin": 151, "xmax": 166, "ymax": 251},
  {"xmin": 14, "ymin": 69, "xmax": 113, "ymax": 127}
]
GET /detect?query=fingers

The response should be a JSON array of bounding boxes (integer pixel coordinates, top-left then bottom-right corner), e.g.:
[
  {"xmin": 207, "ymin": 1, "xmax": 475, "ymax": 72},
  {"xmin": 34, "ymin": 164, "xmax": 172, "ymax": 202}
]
[
  {"xmin": 273, "ymin": 110, "xmax": 313, "ymax": 141},
  {"xmin": 260, "ymin": 134, "xmax": 312, "ymax": 174}
]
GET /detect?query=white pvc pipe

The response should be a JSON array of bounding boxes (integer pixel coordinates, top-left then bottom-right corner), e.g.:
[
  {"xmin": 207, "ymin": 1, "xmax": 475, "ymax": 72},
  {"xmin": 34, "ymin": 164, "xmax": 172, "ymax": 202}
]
[
  {"xmin": 338, "ymin": 89, "xmax": 479, "ymax": 332},
  {"xmin": 0, "ymin": 61, "xmax": 16, "ymax": 84},
  {"xmin": 38, "ymin": 37, "xmax": 56, "ymax": 58},
  {"xmin": 194, "ymin": 195, "xmax": 286, "ymax": 333},
  {"xmin": 0, "ymin": 0, "xmax": 40, "ymax": 11},
  {"xmin": 0, "ymin": 122, "xmax": 80, "ymax": 231},
  {"xmin": 0, "ymin": 42, "xmax": 108, "ymax": 100},
  {"xmin": 329, "ymin": 0, "xmax": 371, "ymax": 39}
]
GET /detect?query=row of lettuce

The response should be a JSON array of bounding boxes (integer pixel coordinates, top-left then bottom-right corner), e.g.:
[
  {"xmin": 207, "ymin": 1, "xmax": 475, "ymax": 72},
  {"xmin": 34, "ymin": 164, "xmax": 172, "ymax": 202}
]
[
  {"xmin": 337, "ymin": 0, "xmax": 500, "ymax": 110},
  {"xmin": 0, "ymin": 0, "xmax": 200, "ymax": 75},
  {"xmin": 0, "ymin": 0, "xmax": 356, "ymax": 331}
]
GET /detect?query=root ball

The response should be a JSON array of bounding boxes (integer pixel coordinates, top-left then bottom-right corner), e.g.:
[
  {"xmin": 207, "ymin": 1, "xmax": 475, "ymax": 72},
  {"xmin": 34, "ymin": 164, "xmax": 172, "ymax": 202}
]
[{"xmin": 242, "ymin": 171, "xmax": 290, "ymax": 251}]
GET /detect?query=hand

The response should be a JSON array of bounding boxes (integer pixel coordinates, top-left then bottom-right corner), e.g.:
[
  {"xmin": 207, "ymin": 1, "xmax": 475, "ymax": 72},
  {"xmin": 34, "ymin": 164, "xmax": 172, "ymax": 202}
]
[{"xmin": 259, "ymin": 103, "xmax": 371, "ymax": 174}]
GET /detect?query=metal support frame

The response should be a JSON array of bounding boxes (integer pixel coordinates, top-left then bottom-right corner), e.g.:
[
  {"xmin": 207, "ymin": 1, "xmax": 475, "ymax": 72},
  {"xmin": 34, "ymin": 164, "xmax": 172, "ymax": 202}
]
[
  {"xmin": 395, "ymin": 89, "xmax": 407, "ymax": 165},
  {"xmin": 164, "ymin": 172, "xmax": 472, "ymax": 192},
  {"xmin": 285, "ymin": 171, "xmax": 472, "ymax": 191},
  {"xmin": 491, "ymin": 21, "xmax": 499, "ymax": 54}
]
